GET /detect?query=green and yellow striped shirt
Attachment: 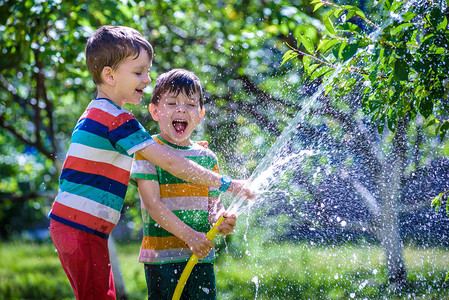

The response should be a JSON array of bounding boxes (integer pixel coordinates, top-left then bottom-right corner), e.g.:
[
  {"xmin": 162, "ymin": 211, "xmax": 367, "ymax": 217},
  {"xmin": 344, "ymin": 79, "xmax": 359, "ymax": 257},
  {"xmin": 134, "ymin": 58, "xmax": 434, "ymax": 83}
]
[{"xmin": 131, "ymin": 135, "xmax": 221, "ymax": 264}]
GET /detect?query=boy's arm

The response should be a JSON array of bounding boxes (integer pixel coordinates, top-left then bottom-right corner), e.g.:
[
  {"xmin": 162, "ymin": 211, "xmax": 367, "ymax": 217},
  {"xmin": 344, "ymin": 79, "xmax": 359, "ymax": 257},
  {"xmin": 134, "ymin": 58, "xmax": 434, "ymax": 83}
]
[
  {"xmin": 139, "ymin": 143, "xmax": 253, "ymax": 198},
  {"xmin": 136, "ymin": 178, "xmax": 214, "ymax": 258}
]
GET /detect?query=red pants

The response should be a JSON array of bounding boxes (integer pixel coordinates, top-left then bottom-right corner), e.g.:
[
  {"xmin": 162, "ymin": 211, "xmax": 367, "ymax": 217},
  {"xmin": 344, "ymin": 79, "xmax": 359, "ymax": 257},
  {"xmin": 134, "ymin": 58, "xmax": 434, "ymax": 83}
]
[{"xmin": 49, "ymin": 219, "xmax": 116, "ymax": 300}]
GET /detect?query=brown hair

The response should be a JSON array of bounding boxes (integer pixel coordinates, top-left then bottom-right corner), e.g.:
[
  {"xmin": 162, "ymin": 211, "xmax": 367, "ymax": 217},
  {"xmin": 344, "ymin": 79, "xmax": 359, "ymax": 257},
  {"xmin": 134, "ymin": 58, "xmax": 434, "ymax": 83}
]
[
  {"xmin": 85, "ymin": 26, "xmax": 154, "ymax": 85},
  {"xmin": 151, "ymin": 69, "xmax": 204, "ymax": 108}
]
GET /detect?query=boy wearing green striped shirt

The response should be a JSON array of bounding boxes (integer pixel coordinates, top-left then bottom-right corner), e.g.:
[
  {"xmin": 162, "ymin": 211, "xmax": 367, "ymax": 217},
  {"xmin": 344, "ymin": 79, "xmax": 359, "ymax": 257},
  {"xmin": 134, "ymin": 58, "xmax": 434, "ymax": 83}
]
[{"xmin": 131, "ymin": 69, "xmax": 238, "ymax": 299}]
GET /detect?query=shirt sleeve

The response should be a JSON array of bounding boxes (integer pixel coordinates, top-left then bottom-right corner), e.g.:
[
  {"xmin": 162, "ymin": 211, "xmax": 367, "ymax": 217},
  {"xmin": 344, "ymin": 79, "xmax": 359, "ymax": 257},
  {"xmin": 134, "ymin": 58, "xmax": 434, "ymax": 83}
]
[
  {"xmin": 109, "ymin": 113, "xmax": 155, "ymax": 155},
  {"xmin": 131, "ymin": 151, "xmax": 159, "ymax": 182},
  {"xmin": 208, "ymin": 154, "xmax": 221, "ymax": 198}
]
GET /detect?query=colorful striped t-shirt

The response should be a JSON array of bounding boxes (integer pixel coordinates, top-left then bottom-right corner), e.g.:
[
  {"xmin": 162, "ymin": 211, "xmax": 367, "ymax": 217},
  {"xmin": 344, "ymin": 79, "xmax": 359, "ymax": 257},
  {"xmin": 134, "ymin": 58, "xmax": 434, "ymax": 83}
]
[
  {"xmin": 49, "ymin": 98, "xmax": 155, "ymax": 239},
  {"xmin": 131, "ymin": 135, "xmax": 221, "ymax": 264}
]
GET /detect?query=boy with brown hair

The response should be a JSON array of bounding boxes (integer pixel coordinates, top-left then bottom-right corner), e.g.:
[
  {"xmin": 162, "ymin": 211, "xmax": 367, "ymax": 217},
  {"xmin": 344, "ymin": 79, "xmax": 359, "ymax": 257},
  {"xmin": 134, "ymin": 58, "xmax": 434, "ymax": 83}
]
[
  {"xmin": 131, "ymin": 68, "xmax": 238, "ymax": 299},
  {"xmin": 49, "ymin": 26, "xmax": 252, "ymax": 300}
]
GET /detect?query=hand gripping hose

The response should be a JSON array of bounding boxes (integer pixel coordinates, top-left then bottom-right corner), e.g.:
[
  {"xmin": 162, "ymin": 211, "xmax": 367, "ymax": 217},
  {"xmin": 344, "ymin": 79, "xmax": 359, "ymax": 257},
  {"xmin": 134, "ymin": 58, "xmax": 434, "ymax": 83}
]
[{"xmin": 172, "ymin": 215, "xmax": 227, "ymax": 300}]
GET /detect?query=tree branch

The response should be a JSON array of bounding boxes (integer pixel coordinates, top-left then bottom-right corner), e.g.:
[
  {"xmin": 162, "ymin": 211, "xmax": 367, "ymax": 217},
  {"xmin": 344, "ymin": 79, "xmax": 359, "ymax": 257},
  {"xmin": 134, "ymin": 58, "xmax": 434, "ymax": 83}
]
[{"xmin": 0, "ymin": 113, "xmax": 54, "ymax": 160}]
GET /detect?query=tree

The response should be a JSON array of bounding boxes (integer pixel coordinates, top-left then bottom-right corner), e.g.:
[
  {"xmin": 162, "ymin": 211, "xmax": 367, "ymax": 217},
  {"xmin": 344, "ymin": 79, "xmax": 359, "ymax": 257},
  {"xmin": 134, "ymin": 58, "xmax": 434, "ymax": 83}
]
[{"xmin": 280, "ymin": 0, "xmax": 449, "ymax": 291}]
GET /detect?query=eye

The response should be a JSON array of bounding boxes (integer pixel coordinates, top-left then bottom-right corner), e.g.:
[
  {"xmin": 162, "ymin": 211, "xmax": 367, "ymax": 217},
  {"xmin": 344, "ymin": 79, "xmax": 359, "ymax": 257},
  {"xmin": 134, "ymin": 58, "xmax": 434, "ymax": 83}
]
[{"xmin": 135, "ymin": 72, "xmax": 142, "ymax": 76}]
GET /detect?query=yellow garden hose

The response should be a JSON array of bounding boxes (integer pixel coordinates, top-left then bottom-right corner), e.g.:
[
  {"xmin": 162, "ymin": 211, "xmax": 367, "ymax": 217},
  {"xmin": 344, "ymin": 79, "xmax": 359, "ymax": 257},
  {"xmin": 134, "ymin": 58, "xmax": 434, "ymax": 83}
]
[{"xmin": 172, "ymin": 215, "xmax": 227, "ymax": 300}]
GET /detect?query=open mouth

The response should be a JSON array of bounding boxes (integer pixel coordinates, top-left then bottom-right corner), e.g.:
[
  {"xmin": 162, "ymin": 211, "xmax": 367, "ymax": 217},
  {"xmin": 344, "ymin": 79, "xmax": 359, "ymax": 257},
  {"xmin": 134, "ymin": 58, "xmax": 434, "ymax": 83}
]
[
  {"xmin": 135, "ymin": 89, "xmax": 143, "ymax": 95},
  {"xmin": 173, "ymin": 120, "xmax": 188, "ymax": 134}
]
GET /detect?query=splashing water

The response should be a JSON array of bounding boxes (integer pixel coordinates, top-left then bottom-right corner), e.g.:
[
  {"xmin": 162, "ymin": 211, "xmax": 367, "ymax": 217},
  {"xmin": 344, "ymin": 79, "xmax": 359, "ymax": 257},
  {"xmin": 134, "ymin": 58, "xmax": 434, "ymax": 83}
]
[
  {"xmin": 227, "ymin": 65, "xmax": 344, "ymax": 217},
  {"xmin": 251, "ymin": 276, "xmax": 259, "ymax": 299}
]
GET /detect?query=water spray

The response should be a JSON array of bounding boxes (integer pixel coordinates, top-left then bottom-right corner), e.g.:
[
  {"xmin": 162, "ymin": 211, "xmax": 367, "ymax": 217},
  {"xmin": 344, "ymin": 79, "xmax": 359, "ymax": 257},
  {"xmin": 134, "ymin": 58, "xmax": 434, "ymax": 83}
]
[{"xmin": 172, "ymin": 215, "xmax": 227, "ymax": 300}]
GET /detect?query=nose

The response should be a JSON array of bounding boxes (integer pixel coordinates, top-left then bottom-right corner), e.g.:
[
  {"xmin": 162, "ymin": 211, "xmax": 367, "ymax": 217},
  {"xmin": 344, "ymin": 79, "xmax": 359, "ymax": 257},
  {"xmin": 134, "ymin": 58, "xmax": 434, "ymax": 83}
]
[
  {"xmin": 176, "ymin": 103, "xmax": 187, "ymax": 112},
  {"xmin": 143, "ymin": 72, "xmax": 151, "ymax": 84}
]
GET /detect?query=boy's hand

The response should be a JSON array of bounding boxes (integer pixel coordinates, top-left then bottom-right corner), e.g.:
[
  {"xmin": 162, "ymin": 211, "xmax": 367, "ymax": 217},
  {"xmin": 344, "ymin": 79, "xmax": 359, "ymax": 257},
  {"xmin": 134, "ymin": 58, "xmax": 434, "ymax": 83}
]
[
  {"xmin": 185, "ymin": 230, "xmax": 214, "ymax": 258},
  {"xmin": 217, "ymin": 212, "xmax": 236, "ymax": 236},
  {"xmin": 197, "ymin": 141, "xmax": 209, "ymax": 149},
  {"xmin": 228, "ymin": 179, "xmax": 257, "ymax": 200}
]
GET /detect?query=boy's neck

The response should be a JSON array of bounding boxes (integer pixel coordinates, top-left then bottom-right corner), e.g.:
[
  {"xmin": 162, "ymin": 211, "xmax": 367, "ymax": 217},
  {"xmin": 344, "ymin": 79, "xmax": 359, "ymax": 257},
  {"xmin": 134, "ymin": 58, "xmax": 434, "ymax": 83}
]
[
  {"xmin": 96, "ymin": 89, "xmax": 124, "ymax": 108},
  {"xmin": 158, "ymin": 133, "xmax": 193, "ymax": 148}
]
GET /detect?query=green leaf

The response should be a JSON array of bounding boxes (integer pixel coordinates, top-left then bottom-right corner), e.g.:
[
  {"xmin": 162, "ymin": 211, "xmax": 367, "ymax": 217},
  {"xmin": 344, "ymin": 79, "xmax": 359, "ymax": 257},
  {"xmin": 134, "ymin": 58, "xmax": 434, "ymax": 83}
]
[
  {"xmin": 384, "ymin": 46, "xmax": 392, "ymax": 58},
  {"xmin": 394, "ymin": 59, "xmax": 409, "ymax": 81},
  {"xmin": 369, "ymin": 99, "xmax": 383, "ymax": 112},
  {"xmin": 439, "ymin": 122, "xmax": 449, "ymax": 140},
  {"xmin": 419, "ymin": 96, "xmax": 433, "ymax": 119},
  {"xmin": 402, "ymin": 11, "xmax": 417, "ymax": 22},
  {"xmin": 429, "ymin": 7, "xmax": 444, "ymax": 27},
  {"xmin": 413, "ymin": 59, "xmax": 428, "ymax": 73},
  {"xmin": 431, "ymin": 193, "xmax": 442, "ymax": 211},
  {"xmin": 387, "ymin": 108, "xmax": 397, "ymax": 131},
  {"xmin": 354, "ymin": 10, "xmax": 366, "ymax": 20},
  {"xmin": 390, "ymin": 22, "xmax": 413, "ymax": 36},
  {"xmin": 418, "ymin": 35, "xmax": 435, "ymax": 55},
  {"xmin": 313, "ymin": 2, "xmax": 324, "ymax": 12},
  {"xmin": 323, "ymin": 10, "xmax": 336, "ymax": 35},
  {"xmin": 369, "ymin": 64, "xmax": 379, "ymax": 83},
  {"xmin": 390, "ymin": 0, "xmax": 403, "ymax": 12},
  {"xmin": 390, "ymin": 91, "xmax": 400, "ymax": 105},
  {"xmin": 333, "ymin": 8, "xmax": 344, "ymax": 18},
  {"xmin": 332, "ymin": 42, "xmax": 341, "ymax": 59},
  {"xmin": 432, "ymin": 84, "xmax": 445, "ymax": 99},
  {"xmin": 324, "ymin": 18, "xmax": 336, "ymax": 35},
  {"xmin": 338, "ymin": 22, "xmax": 361, "ymax": 33},
  {"xmin": 303, "ymin": 55, "xmax": 312, "ymax": 70},
  {"xmin": 437, "ymin": 16, "xmax": 448, "ymax": 30},
  {"xmin": 340, "ymin": 42, "xmax": 358, "ymax": 62},
  {"xmin": 281, "ymin": 50, "xmax": 298, "ymax": 66},
  {"xmin": 317, "ymin": 39, "xmax": 338, "ymax": 53},
  {"xmin": 346, "ymin": 10, "xmax": 356, "ymax": 20},
  {"xmin": 435, "ymin": 123, "xmax": 442, "ymax": 136},
  {"xmin": 299, "ymin": 34, "xmax": 315, "ymax": 54},
  {"xmin": 426, "ymin": 118, "xmax": 440, "ymax": 127},
  {"xmin": 346, "ymin": 6, "xmax": 367, "ymax": 20},
  {"xmin": 310, "ymin": 66, "xmax": 333, "ymax": 80},
  {"xmin": 377, "ymin": 114, "xmax": 386, "ymax": 134}
]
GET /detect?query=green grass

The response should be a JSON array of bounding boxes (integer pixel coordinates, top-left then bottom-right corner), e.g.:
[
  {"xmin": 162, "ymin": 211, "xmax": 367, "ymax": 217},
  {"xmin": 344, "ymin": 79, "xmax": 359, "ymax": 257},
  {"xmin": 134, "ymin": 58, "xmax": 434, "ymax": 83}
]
[
  {"xmin": 0, "ymin": 239, "xmax": 448, "ymax": 299},
  {"xmin": 215, "ymin": 242, "xmax": 449, "ymax": 299}
]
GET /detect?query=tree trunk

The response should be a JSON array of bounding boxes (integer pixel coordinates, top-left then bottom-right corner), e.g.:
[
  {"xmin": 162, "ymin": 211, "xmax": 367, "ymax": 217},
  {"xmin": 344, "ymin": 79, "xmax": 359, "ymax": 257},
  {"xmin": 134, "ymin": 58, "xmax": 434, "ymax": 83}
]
[
  {"xmin": 109, "ymin": 234, "xmax": 128, "ymax": 300},
  {"xmin": 378, "ymin": 194, "xmax": 407, "ymax": 288},
  {"xmin": 378, "ymin": 118, "xmax": 408, "ymax": 291}
]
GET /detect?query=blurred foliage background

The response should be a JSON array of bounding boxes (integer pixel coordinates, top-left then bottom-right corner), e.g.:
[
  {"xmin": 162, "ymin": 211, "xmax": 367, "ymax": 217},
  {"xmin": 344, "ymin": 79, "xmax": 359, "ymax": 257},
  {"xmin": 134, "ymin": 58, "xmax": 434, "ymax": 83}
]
[{"xmin": 1, "ymin": 0, "xmax": 449, "ymax": 298}]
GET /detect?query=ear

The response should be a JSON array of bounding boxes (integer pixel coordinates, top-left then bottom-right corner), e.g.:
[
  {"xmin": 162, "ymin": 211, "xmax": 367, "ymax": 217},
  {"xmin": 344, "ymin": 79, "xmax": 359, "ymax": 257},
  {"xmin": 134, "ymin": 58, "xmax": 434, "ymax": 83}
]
[
  {"xmin": 200, "ymin": 107, "xmax": 205, "ymax": 120},
  {"xmin": 101, "ymin": 66, "xmax": 115, "ymax": 86},
  {"xmin": 149, "ymin": 103, "xmax": 159, "ymax": 121}
]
